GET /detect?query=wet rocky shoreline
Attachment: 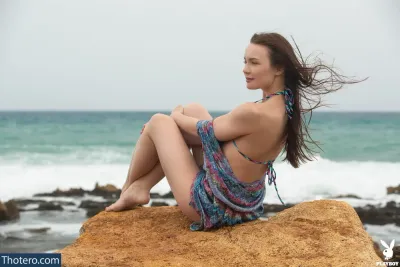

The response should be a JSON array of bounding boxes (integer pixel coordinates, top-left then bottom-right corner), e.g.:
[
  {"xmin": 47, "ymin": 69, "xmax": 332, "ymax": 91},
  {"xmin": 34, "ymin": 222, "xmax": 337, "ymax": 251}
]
[
  {"xmin": 2, "ymin": 182, "xmax": 400, "ymax": 226},
  {"xmin": 1, "ymin": 183, "xmax": 400, "ymax": 255}
]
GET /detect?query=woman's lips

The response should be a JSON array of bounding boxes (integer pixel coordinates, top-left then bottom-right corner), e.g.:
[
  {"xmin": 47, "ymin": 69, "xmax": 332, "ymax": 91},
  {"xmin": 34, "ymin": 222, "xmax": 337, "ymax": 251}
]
[{"xmin": 246, "ymin": 78, "xmax": 254, "ymax": 82}]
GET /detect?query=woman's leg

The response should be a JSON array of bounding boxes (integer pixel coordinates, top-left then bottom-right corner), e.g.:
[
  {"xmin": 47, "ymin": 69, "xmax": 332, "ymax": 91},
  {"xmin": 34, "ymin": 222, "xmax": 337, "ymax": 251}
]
[
  {"xmin": 120, "ymin": 103, "xmax": 212, "ymax": 194},
  {"xmin": 106, "ymin": 104, "xmax": 212, "ymax": 212},
  {"xmin": 106, "ymin": 114, "xmax": 202, "ymax": 221}
]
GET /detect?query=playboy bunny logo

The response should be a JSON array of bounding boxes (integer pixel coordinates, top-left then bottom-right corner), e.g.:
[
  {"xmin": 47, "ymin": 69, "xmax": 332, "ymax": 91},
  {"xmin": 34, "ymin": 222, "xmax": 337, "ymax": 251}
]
[{"xmin": 381, "ymin": 239, "xmax": 395, "ymax": 260}]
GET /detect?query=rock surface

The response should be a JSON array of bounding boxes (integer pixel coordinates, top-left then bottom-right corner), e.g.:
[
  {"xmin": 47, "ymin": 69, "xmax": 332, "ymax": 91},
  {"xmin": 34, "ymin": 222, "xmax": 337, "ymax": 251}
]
[
  {"xmin": 79, "ymin": 200, "xmax": 116, "ymax": 218},
  {"xmin": 90, "ymin": 183, "xmax": 121, "ymax": 199},
  {"xmin": 0, "ymin": 200, "xmax": 20, "ymax": 222},
  {"xmin": 34, "ymin": 187, "xmax": 86, "ymax": 197},
  {"xmin": 387, "ymin": 184, "xmax": 400, "ymax": 194},
  {"xmin": 391, "ymin": 246, "xmax": 400, "ymax": 263},
  {"xmin": 36, "ymin": 202, "xmax": 64, "ymax": 211},
  {"xmin": 354, "ymin": 201, "xmax": 400, "ymax": 226},
  {"xmin": 60, "ymin": 200, "xmax": 381, "ymax": 266}
]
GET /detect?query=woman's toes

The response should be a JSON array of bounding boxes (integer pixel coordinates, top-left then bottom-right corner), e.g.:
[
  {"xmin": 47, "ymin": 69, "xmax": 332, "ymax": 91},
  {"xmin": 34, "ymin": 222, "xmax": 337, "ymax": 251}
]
[{"xmin": 105, "ymin": 199, "xmax": 126, "ymax": 212}]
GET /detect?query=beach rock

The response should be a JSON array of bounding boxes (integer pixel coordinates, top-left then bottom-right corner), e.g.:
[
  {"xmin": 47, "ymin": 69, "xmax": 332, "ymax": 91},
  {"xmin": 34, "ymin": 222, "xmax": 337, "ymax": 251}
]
[
  {"xmin": 52, "ymin": 201, "xmax": 76, "ymax": 206},
  {"xmin": 59, "ymin": 200, "xmax": 381, "ymax": 266},
  {"xmin": 373, "ymin": 241, "xmax": 384, "ymax": 260},
  {"xmin": 31, "ymin": 182, "xmax": 124, "ymax": 200},
  {"xmin": 11, "ymin": 199, "xmax": 48, "ymax": 206},
  {"xmin": 387, "ymin": 185, "xmax": 400, "ymax": 194},
  {"xmin": 262, "ymin": 203, "xmax": 295, "ymax": 214},
  {"xmin": 332, "ymin": 194, "xmax": 362, "ymax": 199},
  {"xmin": 79, "ymin": 200, "xmax": 106, "ymax": 209},
  {"xmin": 86, "ymin": 209, "xmax": 103, "ymax": 218},
  {"xmin": 150, "ymin": 193, "xmax": 163, "ymax": 198},
  {"xmin": 36, "ymin": 202, "xmax": 63, "ymax": 211},
  {"xmin": 13, "ymin": 199, "xmax": 76, "ymax": 211},
  {"xmin": 151, "ymin": 201, "xmax": 169, "ymax": 207},
  {"xmin": 34, "ymin": 188, "xmax": 86, "ymax": 197},
  {"xmin": 24, "ymin": 227, "xmax": 51, "ymax": 234},
  {"xmin": 79, "ymin": 200, "xmax": 115, "ymax": 218},
  {"xmin": 391, "ymin": 246, "xmax": 400, "ymax": 263},
  {"xmin": 90, "ymin": 183, "xmax": 121, "ymax": 199},
  {"xmin": 161, "ymin": 191, "xmax": 174, "ymax": 198},
  {"xmin": 354, "ymin": 202, "xmax": 400, "ymax": 226},
  {"xmin": 0, "ymin": 200, "xmax": 20, "ymax": 222}
]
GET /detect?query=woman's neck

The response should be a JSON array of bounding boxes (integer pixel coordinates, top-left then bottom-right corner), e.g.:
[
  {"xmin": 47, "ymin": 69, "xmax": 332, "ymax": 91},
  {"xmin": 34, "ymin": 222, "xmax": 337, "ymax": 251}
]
[{"xmin": 261, "ymin": 85, "xmax": 285, "ymax": 101}]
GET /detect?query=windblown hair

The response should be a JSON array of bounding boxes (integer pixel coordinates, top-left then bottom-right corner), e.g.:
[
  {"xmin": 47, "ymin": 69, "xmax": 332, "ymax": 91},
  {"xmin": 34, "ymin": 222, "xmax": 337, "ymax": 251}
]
[{"xmin": 250, "ymin": 32, "xmax": 366, "ymax": 168}]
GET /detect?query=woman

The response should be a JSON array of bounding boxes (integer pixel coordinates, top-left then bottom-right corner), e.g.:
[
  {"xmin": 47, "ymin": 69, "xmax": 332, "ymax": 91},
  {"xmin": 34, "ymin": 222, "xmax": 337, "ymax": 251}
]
[{"xmin": 105, "ymin": 32, "xmax": 364, "ymax": 231}]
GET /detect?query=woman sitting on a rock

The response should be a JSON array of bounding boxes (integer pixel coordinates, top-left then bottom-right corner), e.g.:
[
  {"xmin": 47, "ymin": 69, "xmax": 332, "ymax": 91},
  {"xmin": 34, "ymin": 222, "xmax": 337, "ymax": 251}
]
[{"xmin": 105, "ymin": 32, "xmax": 363, "ymax": 231}]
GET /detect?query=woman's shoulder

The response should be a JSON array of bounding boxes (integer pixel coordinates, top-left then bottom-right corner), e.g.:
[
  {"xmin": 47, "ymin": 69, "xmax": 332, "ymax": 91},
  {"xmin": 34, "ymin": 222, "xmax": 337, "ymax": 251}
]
[
  {"xmin": 243, "ymin": 106, "xmax": 286, "ymax": 136},
  {"xmin": 226, "ymin": 102, "xmax": 285, "ymax": 131},
  {"xmin": 237, "ymin": 102, "xmax": 282, "ymax": 121},
  {"xmin": 234, "ymin": 102, "xmax": 260, "ymax": 114}
]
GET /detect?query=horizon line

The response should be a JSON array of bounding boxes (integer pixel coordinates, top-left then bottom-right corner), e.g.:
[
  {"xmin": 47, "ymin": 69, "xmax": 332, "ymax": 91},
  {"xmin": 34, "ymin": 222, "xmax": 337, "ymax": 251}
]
[{"xmin": 0, "ymin": 109, "xmax": 400, "ymax": 113}]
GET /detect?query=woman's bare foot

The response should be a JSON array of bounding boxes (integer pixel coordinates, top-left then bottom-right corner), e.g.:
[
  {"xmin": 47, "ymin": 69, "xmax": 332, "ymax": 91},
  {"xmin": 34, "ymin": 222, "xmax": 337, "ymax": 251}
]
[
  {"xmin": 105, "ymin": 182, "xmax": 150, "ymax": 212},
  {"xmin": 120, "ymin": 180, "xmax": 130, "ymax": 195}
]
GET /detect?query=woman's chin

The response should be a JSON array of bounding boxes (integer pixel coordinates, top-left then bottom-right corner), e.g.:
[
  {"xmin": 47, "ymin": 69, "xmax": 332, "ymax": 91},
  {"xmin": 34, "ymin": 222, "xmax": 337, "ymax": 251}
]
[{"xmin": 246, "ymin": 84, "xmax": 258, "ymax": 90}]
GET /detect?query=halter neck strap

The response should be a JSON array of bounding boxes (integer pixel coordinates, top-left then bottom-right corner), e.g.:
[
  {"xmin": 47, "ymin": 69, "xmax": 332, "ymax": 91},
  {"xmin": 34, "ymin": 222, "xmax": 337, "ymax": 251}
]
[{"xmin": 254, "ymin": 88, "xmax": 294, "ymax": 119}]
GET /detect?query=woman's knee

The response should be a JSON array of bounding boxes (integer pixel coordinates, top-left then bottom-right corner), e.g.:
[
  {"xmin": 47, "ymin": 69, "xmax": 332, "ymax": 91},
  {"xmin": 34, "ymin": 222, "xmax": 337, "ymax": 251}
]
[
  {"xmin": 151, "ymin": 113, "xmax": 168, "ymax": 121},
  {"xmin": 148, "ymin": 113, "xmax": 172, "ymax": 129},
  {"xmin": 183, "ymin": 103, "xmax": 212, "ymax": 120}
]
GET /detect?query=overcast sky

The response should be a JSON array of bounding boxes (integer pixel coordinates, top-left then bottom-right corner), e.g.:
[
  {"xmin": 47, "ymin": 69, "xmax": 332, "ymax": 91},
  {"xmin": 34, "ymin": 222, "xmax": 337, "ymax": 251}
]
[{"xmin": 0, "ymin": 0, "xmax": 399, "ymax": 112}]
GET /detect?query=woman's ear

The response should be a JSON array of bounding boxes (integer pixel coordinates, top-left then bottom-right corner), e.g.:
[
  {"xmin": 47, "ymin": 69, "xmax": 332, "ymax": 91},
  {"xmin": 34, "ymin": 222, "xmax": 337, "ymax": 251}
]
[{"xmin": 275, "ymin": 65, "xmax": 284, "ymax": 76}]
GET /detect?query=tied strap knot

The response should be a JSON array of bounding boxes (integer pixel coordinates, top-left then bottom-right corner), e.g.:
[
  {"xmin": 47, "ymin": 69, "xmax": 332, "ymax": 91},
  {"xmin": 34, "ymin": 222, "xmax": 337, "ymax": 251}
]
[{"xmin": 266, "ymin": 161, "xmax": 286, "ymax": 206}]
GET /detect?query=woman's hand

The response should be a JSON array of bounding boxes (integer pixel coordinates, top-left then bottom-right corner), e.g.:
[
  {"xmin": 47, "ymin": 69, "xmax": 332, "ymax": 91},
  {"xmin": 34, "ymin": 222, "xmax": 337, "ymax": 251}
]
[
  {"xmin": 171, "ymin": 105, "xmax": 184, "ymax": 115},
  {"xmin": 140, "ymin": 122, "xmax": 148, "ymax": 134},
  {"xmin": 170, "ymin": 105, "xmax": 184, "ymax": 120}
]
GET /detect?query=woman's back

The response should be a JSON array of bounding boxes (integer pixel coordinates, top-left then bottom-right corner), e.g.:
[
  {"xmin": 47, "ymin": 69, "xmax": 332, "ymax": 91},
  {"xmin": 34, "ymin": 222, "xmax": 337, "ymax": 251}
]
[{"xmin": 221, "ymin": 94, "xmax": 288, "ymax": 184}]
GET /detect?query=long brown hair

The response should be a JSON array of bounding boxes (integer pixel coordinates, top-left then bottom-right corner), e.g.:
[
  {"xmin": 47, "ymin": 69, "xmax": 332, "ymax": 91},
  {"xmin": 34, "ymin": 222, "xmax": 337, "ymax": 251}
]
[{"xmin": 250, "ymin": 32, "xmax": 366, "ymax": 168}]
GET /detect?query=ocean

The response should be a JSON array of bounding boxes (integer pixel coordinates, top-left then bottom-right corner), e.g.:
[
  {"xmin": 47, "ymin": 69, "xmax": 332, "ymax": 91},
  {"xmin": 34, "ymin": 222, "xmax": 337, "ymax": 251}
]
[{"xmin": 1, "ymin": 111, "xmax": 400, "ymax": 252}]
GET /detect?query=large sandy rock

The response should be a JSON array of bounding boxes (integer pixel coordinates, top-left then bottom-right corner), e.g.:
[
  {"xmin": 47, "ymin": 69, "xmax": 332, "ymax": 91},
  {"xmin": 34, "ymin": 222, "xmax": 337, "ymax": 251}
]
[{"xmin": 59, "ymin": 200, "xmax": 382, "ymax": 266}]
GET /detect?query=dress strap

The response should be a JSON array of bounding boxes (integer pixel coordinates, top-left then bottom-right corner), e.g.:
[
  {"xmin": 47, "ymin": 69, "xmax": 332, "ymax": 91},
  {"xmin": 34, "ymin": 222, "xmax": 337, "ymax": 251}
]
[
  {"xmin": 251, "ymin": 88, "xmax": 294, "ymax": 206},
  {"xmin": 254, "ymin": 88, "xmax": 294, "ymax": 119},
  {"xmin": 232, "ymin": 140, "xmax": 269, "ymax": 165},
  {"xmin": 232, "ymin": 140, "xmax": 286, "ymax": 206},
  {"xmin": 266, "ymin": 161, "xmax": 286, "ymax": 206}
]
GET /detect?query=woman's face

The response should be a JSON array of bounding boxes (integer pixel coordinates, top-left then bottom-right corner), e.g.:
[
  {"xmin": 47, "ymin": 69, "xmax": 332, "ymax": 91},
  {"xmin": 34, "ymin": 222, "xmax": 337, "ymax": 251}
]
[{"xmin": 243, "ymin": 43, "xmax": 279, "ymax": 90}]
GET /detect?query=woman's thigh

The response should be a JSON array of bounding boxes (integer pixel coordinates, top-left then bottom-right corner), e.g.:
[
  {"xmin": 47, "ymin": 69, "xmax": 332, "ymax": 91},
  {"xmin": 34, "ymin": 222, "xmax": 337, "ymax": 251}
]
[{"xmin": 147, "ymin": 114, "xmax": 201, "ymax": 221}]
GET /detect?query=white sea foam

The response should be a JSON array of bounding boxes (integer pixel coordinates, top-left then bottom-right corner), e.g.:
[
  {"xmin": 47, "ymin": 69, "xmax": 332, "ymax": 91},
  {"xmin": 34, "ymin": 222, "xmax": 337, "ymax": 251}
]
[
  {"xmin": 0, "ymin": 222, "xmax": 83, "ymax": 239},
  {"xmin": 264, "ymin": 156, "xmax": 400, "ymax": 206},
  {"xmin": 1, "ymin": 156, "xmax": 399, "ymax": 252},
  {"xmin": 365, "ymin": 223, "xmax": 400, "ymax": 250},
  {"xmin": 0, "ymin": 148, "xmax": 130, "ymax": 165},
  {"xmin": 1, "ymin": 156, "xmax": 399, "ymax": 206}
]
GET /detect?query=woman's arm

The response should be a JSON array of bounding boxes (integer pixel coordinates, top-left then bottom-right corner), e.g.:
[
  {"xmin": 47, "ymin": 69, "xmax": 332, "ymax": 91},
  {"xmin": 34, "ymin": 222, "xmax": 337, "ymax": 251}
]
[
  {"xmin": 171, "ymin": 112, "xmax": 201, "ymax": 140},
  {"xmin": 140, "ymin": 112, "xmax": 202, "ymax": 146},
  {"xmin": 172, "ymin": 103, "xmax": 261, "ymax": 143}
]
